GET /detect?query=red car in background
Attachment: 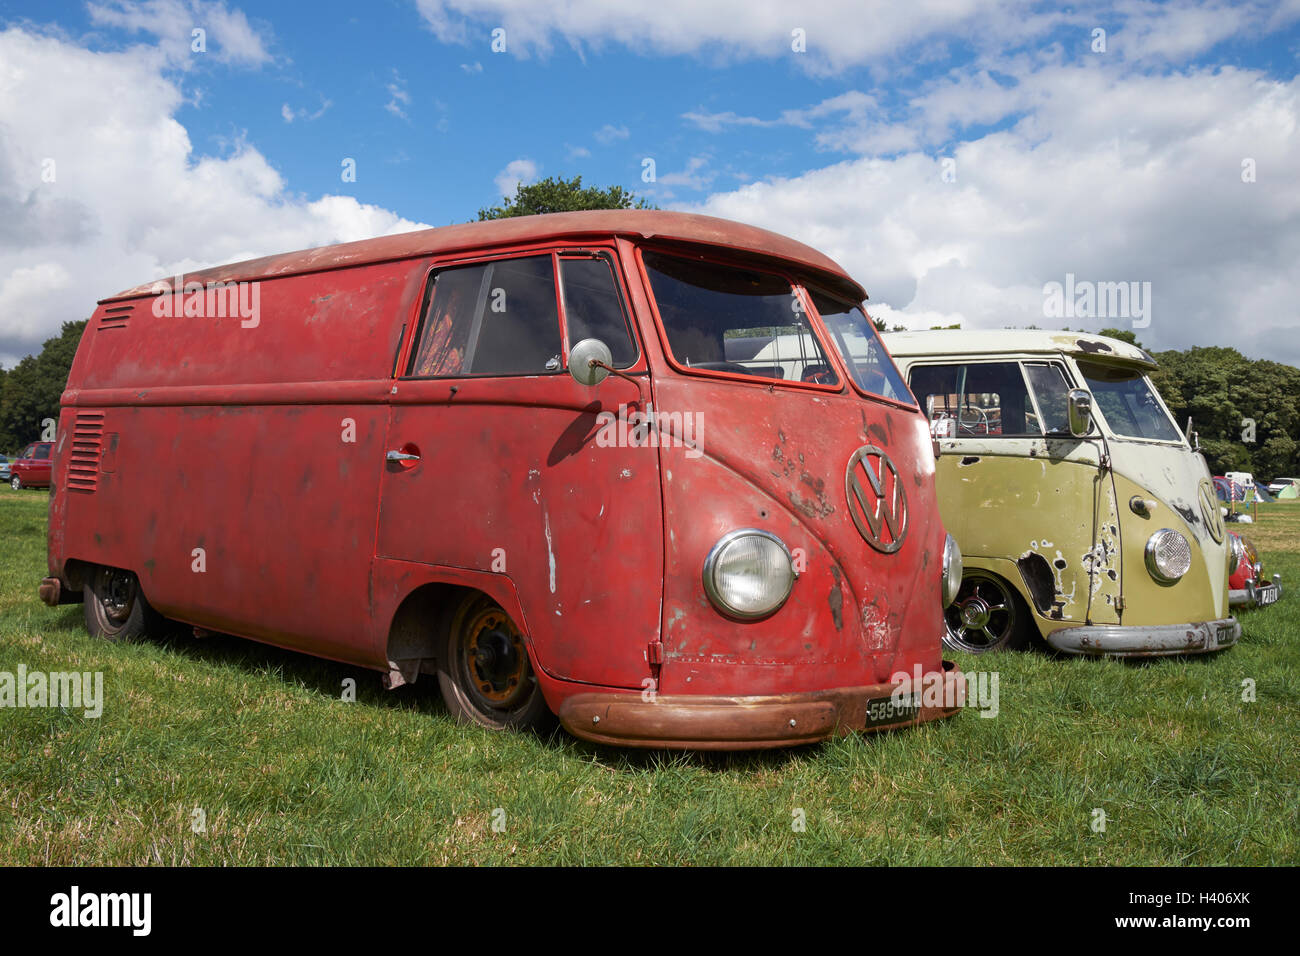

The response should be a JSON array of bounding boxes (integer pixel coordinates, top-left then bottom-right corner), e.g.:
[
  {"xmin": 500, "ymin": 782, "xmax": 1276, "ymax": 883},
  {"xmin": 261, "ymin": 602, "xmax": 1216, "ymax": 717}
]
[
  {"xmin": 1228, "ymin": 530, "xmax": 1282, "ymax": 608},
  {"xmin": 10, "ymin": 441, "xmax": 53, "ymax": 490}
]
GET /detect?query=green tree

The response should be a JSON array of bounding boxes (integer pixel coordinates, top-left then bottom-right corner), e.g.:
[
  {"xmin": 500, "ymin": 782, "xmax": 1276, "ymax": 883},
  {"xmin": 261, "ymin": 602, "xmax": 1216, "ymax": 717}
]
[
  {"xmin": 0, "ymin": 320, "xmax": 87, "ymax": 452},
  {"xmin": 478, "ymin": 175, "xmax": 654, "ymax": 220},
  {"xmin": 1098, "ymin": 327, "xmax": 1142, "ymax": 348}
]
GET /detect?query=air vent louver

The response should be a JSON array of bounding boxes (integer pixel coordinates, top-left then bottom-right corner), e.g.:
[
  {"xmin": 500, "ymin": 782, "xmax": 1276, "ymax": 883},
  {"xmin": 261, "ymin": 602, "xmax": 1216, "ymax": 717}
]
[{"xmin": 66, "ymin": 411, "xmax": 105, "ymax": 492}]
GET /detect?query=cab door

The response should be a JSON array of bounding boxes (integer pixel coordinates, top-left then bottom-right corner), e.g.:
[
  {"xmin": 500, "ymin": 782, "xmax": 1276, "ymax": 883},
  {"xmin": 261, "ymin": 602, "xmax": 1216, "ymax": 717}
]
[
  {"xmin": 374, "ymin": 247, "xmax": 663, "ymax": 689},
  {"xmin": 911, "ymin": 359, "xmax": 1122, "ymax": 627}
]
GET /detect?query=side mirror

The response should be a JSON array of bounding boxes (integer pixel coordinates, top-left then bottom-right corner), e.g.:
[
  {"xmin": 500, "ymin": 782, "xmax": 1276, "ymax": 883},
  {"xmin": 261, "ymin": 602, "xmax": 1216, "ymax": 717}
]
[
  {"xmin": 568, "ymin": 338, "xmax": 613, "ymax": 387},
  {"xmin": 1067, "ymin": 388, "xmax": 1093, "ymax": 437}
]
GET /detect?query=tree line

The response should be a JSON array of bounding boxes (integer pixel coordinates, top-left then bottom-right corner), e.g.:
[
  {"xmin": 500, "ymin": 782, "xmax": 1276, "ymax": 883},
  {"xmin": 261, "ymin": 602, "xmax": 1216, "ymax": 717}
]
[{"xmin": 5, "ymin": 317, "xmax": 1296, "ymax": 479}]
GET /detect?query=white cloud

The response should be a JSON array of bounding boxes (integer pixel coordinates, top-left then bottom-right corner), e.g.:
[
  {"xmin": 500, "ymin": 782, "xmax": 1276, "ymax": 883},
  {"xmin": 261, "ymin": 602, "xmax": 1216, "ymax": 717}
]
[
  {"xmin": 414, "ymin": 0, "xmax": 1064, "ymax": 72},
  {"xmin": 0, "ymin": 26, "xmax": 425, "ymax": 367},
  {"xmin": 594, "ymin": 123, "xmax": 630, "ymax": 144},
  {"xmin": 413, "ymin": 1, "xmax": 1300, "ymax": 79},
  {"xmin": 460, "ymin": 60, "xmax": 483, "ymax": 73},
  {"xmin": 657, "ymin": 156, "xmax": 715, "ymax": 190},
  {"xmin": 385, "ymin": 72, "xmax": 412, "ymax": 119},
  {"xmin": 682, "ymin": 63, "xmax": 1300, "ymax": 364},
  {"xmin": 281, "ymin": 98, "xmax": 332, "ymax": 123},
  {"xmin": 493, "ymin": 158, "xmax": 538, "ymax": 200},
  {"xmin": 87, "ymin": 0, "xmax": 272, "ymax": 68}
]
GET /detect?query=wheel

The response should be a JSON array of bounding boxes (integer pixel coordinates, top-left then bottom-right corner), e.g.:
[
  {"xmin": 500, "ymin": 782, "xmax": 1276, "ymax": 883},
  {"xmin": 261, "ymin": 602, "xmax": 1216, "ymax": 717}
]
[
  {"xmin": 943, "ymin": 571, "xmax": 1032, "ymax": 654},
  {"xmin": 10, "ymin": 476, "xmax": 20, "ymax": 490},
  {"xmin": 437, "ymin": 593, "xmax": 550, "ymax": 731},
  {"xmin": 83, "ymin": 566, "xmax": 162, "ymax": 641}
]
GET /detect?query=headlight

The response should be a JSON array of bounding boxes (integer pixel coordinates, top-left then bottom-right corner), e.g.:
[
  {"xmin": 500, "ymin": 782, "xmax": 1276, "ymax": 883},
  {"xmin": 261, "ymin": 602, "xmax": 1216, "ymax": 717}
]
[
  {"xmin": 702, "ymin": 529, "xmax": 795, "ymax": 620},
  {"xmin": 1145, "ymin": 529, "xmax": 1192, "ymax": 584},
  {"xmin": 1229, "ymin": 534, "xmax": 1245, "ymax": 574},
  {"xmin": 941, "ymin": 533, "xmax": 963, "ymax": 606}
]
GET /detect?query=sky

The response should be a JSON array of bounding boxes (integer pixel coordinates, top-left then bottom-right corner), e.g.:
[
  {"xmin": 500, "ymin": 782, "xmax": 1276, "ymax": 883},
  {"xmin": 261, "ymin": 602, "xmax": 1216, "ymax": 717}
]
[{"xmin": 1, "ymin": 0, "xmax": 1299, "ymax": 369}]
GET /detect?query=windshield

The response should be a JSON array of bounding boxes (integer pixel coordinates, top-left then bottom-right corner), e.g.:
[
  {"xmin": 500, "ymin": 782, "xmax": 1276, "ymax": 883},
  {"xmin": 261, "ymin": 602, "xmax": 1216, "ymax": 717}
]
[
  {"xmin": 642, "ymin": 251, "xmax": 839, "ymax": 386},
  {"xmin": 810, "ymin": 292, "xmax": 914, "ymax": 404},
  {"xmin": 1077, "ymin": 360, "xmax": 1182, "ymax": 442}
]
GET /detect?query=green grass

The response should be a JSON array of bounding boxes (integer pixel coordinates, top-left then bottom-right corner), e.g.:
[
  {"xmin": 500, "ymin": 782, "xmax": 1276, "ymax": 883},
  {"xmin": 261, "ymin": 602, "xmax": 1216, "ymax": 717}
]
[{"xmin": 1, "ymin": 485, "xmax": 1297, "ymax": 865}]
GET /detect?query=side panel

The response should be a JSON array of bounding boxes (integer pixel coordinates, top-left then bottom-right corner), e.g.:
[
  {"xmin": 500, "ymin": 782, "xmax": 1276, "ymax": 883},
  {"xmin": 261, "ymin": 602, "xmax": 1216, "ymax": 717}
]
[
  {"xmin": 932, "ymin": 435, "xmax": 1122, "ymax": 628},
  {"xmin": 54, "ymin": 258, "xmax": 427, "ymax": 667},
  {"xmin": 60, "ymin": 402, "xmax": 390, "ymax": 665}
]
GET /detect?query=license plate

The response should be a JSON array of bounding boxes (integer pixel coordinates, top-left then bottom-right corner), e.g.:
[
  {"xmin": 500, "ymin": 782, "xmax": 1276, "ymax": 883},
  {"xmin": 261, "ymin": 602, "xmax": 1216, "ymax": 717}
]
[
  {"xmin": 1257, "ymin": 586, "xmax": 1278, "ymax": 606},
  {"xmin": 864, "ymin": 692, "xmax": 921, "ymax": 728}
]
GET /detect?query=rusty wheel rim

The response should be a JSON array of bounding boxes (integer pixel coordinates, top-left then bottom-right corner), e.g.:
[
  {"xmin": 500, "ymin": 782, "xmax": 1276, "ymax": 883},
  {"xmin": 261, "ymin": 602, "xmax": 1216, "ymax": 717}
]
[
  {"xmin": 95, "ymin": 568, "xmax": 135, "ymax": 627},
  {"xmin": 459, "ymin": 604, "xmax": 531, "ymax": 711},
  {"xmin": 944, "ymin": 573, "xmax": 1016, "ymax": 652}
]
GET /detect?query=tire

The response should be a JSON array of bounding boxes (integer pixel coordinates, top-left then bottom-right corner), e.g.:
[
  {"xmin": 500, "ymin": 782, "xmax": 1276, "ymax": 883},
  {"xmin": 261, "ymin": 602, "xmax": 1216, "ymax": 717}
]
[
  {"xmin": 83, "ymin": 566, "xmax": 163, "ymax": 641},
  {"xmin": 437, "ymin": 592, "xmax": 550, "ymax": 731},
  {"xmin": 11, "ymin": 476, "xmax": 21, "ymax": 490},
  {"xmin": 942, "ymin": 571, "xmax": 1032, "ymax": 654}
]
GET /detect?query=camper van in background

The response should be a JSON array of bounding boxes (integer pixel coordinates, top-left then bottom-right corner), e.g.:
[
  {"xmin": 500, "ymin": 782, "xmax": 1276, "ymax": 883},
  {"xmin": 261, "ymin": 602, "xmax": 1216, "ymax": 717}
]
[
  {"xmin": 884, "ymin": 330, "xmax": 1239, "ymax": 658},
  {"xmin": 40, "ymin": 210, "xmax": 964, "ymax": 750}
]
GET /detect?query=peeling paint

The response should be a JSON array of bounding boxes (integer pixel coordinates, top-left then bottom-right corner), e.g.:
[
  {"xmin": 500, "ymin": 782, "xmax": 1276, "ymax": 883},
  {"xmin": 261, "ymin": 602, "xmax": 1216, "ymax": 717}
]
[{"xmin": 543, "ymin": 510, "xmax": 556, "ymax": 594}]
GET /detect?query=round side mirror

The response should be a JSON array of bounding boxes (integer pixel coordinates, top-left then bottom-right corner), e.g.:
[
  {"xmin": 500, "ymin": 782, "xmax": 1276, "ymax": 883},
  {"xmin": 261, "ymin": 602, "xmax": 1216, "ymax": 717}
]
[
  {"xmin": 1067, "ymin": 388, "xmax": 1094, "ymax": 437},
  {"xmin": 568, "ymin": 338, "xmax": 613, "ymax": 387}
]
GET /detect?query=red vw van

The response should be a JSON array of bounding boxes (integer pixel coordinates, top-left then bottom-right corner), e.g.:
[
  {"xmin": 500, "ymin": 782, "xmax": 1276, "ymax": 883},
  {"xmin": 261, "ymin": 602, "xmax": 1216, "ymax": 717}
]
[{"xmin": 40, "ymin": 211, "xmax": 962, "ymax": 749}]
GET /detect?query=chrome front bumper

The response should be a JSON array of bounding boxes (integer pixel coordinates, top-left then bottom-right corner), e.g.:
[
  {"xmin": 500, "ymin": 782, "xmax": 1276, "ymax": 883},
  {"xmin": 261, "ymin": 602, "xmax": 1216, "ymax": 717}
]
[
  {"xmin": 1229, "ymin": 575, "xmax": 1282, "ymax": 609},
  {"xmin": 1045, "ymin": 617, "xmax": 1240, "ymax": 657}
]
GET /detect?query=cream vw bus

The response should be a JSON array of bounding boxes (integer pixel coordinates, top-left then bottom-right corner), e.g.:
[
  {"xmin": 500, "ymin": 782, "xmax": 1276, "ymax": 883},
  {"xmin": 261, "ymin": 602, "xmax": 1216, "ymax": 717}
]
[{"xmin": 883, "ymin": 331, "xmax": 1239, "ymax": 657}]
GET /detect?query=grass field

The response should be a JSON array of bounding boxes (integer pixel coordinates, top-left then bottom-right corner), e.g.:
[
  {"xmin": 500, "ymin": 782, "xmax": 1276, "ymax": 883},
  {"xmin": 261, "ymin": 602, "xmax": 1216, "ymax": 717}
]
[{"xmin": 1, "ymin": 487, "xmax": 1296, "ymax": 865}]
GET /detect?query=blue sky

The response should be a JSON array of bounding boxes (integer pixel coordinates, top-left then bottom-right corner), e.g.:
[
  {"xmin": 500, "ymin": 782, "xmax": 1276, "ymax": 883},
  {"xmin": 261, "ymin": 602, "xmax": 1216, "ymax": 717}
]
[{"xmin": 2, "ymin": 0, "xmax": 1299, "ymax": 366}]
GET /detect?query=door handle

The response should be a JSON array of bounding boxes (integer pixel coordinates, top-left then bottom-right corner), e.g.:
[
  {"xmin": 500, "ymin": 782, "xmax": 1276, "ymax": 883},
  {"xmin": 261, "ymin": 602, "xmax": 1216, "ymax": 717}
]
[{"xmin": 386, "ymin": 449, "xmax": 421, "ymax": 462}]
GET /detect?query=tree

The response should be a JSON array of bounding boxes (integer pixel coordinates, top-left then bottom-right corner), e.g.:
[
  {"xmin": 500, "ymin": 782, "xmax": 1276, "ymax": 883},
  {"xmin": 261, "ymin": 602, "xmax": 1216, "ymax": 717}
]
[
  {"xmin": 1098, "ymin": 327, "xmax": 1142, "ymax": 348},
  {"xmin": 478, "ymin": 175, "xmax": 654, "ymax": 220},
  {"xmin": 0, "ymin": 320, "xmax": 87, "ymax": 452}
]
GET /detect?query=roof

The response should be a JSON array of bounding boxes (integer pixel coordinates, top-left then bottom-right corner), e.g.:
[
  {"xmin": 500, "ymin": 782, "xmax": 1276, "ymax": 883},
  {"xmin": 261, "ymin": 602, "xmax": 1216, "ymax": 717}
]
[
  {"xmin": 106, "ymin": 210, "xmax": 864, "ymax": 302},
  {"xmin": 881, "ymin": 329, "xmax": 1158, "ymax": 368}
]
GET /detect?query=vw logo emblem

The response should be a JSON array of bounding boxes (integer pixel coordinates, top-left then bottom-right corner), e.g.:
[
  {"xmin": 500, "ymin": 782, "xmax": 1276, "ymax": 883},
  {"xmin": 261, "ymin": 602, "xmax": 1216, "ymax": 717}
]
[
  {"xmin": 846, "ymin": 445, "xmax": 908, "ymax": 553},
  {"xmin": 1199, "ymin": 478, "xmax": 1224, "ymax": 543}
]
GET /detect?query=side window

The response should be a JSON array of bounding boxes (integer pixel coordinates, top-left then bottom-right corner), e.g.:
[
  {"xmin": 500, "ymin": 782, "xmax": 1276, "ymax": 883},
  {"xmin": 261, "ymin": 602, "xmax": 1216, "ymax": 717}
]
[
  {"xmin": 910, "ymin": 362, "xmax": 1041, "ymax": 437},
  {"xmin": 407, "ymin": 255, "xmax": 562, "ymax": 377},
  {"xmin": 1023, "ymin": 363, "xmax": 1072, "ymax": 434},
  {"xmin": 559, "ymin": 255, "xmax": 638, "ymax": 368},
  {"xmin": 35, "ymin": 443, "xmax": 53, "ymax": 459}
]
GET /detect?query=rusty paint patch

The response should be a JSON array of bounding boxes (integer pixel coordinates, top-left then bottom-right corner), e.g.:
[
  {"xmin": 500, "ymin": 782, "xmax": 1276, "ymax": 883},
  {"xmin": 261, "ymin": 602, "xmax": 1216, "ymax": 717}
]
[
  {"xmin": 828, "ymin": 566, "xmax": 844, "ymax": 631},
  {"xmin": 1076, "ymin": 338, "xmax": 1113, "ymax": 354}
]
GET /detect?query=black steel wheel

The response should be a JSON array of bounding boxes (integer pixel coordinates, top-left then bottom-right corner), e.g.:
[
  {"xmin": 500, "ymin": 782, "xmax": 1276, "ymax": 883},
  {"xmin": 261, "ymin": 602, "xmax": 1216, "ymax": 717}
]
[{"xmin": 437, "ymin": 593, "xmax": 550, "ymax": 731}]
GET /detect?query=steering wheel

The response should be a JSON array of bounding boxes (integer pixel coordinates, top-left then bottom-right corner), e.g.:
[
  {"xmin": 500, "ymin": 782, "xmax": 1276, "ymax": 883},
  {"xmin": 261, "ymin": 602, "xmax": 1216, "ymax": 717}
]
[{"xmin": 958, "ymin": 406, "xmax": 990, "ymax": 435}]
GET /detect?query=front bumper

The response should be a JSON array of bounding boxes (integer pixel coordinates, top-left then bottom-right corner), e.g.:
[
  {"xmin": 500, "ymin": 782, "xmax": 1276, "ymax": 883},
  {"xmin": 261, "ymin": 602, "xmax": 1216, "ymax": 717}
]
[
  {"xmin": 1045, "ymin": 617, "xmax": 1240, "ymax": 657},
  {"xmin": 1229, "ymin": 575, "xmax": 1282, "ymax": 609},
  {"xmin": 557, "ymin": 661, "xmax": 964, "ymax": 750}
]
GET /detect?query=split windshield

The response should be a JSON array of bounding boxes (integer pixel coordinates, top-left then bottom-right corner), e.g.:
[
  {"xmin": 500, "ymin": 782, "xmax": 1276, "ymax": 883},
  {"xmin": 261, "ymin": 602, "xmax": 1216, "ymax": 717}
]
[
  {"xmin": 810, "ymin": 292, "xmax": 914, "ymax": 404},
  {"xmin": 642, "ymin": 251, "xmax": 838, "ymax": 386},
  {"xmin": 1077, "ymin": 361, "xmax": 1182, "ymax": 442},
  {"xmin": 641, "ymin": 250, "xmax": 913, "ymax": 403}
]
